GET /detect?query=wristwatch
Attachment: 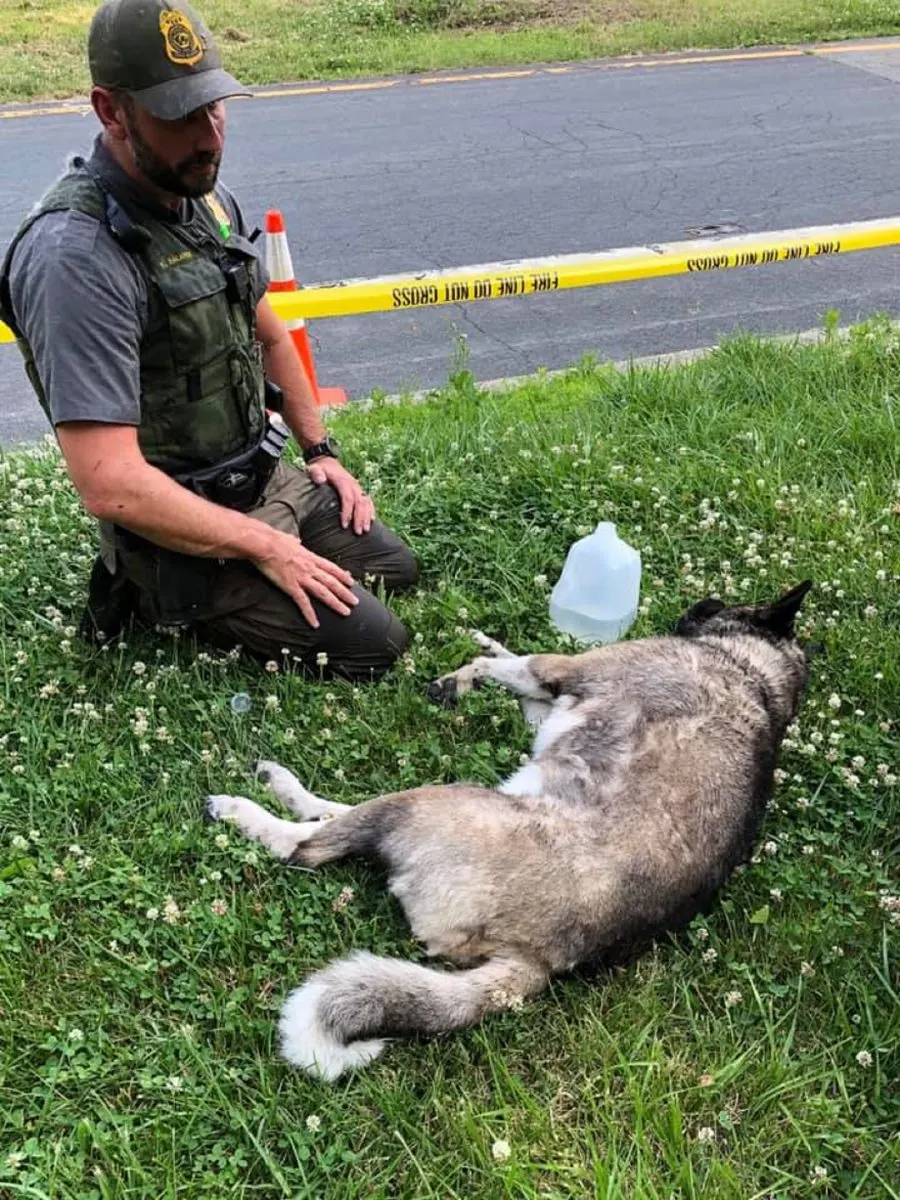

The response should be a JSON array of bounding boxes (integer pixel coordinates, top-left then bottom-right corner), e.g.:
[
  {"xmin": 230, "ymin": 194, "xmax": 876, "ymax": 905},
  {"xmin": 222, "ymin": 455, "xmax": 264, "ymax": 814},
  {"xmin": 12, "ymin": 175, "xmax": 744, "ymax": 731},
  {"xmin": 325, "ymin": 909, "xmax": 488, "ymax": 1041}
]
[{"xmin": 302, "ymin": 436, "xmax": 340, "ymax": 464}]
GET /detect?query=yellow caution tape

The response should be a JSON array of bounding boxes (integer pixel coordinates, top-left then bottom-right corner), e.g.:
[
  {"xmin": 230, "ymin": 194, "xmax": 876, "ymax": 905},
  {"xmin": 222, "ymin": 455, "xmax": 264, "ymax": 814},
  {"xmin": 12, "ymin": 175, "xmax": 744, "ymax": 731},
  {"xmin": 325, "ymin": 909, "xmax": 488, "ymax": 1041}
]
[
  {"xmin": 262, "ymin": 218, "xmax": 900, "ymax": 322},
  {"xmin": 2, "ymin": 217, "xmax": 900, "ymax": 343}
]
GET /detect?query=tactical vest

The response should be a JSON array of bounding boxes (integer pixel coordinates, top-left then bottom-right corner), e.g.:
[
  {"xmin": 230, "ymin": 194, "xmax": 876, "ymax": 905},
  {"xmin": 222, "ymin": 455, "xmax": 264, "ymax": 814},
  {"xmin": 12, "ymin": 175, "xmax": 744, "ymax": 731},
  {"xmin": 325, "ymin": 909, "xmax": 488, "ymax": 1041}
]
[{"xmin": 0, "ymin": 162, "xmax": 266, "ymax": 477}]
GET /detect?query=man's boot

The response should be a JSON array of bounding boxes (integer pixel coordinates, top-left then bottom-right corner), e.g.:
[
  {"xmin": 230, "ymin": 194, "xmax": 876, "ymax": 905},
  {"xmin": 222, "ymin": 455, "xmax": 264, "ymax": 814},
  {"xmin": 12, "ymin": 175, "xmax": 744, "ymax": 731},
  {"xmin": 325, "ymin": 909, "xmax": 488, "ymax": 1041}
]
[{"xmin": 78, "ymin": 556, "xmax": 138, "ymax": 646}]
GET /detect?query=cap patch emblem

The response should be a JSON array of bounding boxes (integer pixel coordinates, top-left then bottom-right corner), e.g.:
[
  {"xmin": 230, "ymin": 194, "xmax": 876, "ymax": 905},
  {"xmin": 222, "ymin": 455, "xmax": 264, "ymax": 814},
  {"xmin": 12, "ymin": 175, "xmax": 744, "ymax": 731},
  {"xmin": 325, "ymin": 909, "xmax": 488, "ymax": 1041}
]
[{"xmin": 159, "ymin": 9, "xmax": 204, "ymax": 67}]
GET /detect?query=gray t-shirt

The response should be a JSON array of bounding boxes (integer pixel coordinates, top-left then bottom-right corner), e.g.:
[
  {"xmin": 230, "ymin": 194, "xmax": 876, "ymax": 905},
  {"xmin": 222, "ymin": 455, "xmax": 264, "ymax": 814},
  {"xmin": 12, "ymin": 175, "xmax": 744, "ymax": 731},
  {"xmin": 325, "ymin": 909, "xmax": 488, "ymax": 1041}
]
[{"xmin": 7, "ymin": 138, "xmax": 268, "ymax": 429}]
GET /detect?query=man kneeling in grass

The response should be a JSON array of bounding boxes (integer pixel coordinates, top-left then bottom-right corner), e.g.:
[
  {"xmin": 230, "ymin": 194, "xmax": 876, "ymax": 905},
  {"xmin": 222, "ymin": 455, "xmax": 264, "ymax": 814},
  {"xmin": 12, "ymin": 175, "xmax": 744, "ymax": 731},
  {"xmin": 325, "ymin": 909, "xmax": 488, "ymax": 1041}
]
[{"xmin": 0, "ymin": 0, "xmax": 419, "ymax": 679}]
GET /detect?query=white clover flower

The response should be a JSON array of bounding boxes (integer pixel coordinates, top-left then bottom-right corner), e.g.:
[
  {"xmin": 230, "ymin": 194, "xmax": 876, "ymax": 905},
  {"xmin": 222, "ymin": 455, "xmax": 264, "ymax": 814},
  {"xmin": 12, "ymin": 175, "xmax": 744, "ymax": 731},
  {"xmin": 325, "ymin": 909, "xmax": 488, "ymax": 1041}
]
[
  {"xmin": 800, "ymin": 961, "xmax": 815, "ymax": 978},
  {"xmin": 855, "ymin": 1050, "xmax": 873, "ymax": 1068},
  {"xmin": 491, "ymin": 1139, "xmax": 511, "ymax": 1162},
  {"xmin": 306, "ymin": 1114, "xmax": 322, "ymax": 1133},
  {"xmin": 214, "ymin": 833, "xmax": 229, "ymax": 849},
  {"xmin": 702, "ymin": 948, "xmax": 718, "ymax": 963},
  {"xmin": 696, "ymin": 1126, "xmax": 716, "ymax": 1143},
  {"xmin": 316, "ymin": 652, "xmax": 328, "ymax": 668},
  {"xmin": 828, "ymin": 693, "xmax": 841, "ymax": 710},
  {"xmin": 68, "ymin": 1028, "xmax": 84, "ymax": 1042},
  {"xmin": 265, "ymin": 660, "xmax": 279, "ymax": 674},
  {"xmin": 210, "ymin": 899, "xmax": 228, "ymax": 917},
  {"xmin": 166, "ymin": 1075, "xmax": 183, "ymax": 1091},
  {"xmin": 10, "ymin": 833, "xmax": 29, "ymax": 851},
  {"xmin": 724, "ymin": 990, "xmax": 743, "ymax": 1009}
]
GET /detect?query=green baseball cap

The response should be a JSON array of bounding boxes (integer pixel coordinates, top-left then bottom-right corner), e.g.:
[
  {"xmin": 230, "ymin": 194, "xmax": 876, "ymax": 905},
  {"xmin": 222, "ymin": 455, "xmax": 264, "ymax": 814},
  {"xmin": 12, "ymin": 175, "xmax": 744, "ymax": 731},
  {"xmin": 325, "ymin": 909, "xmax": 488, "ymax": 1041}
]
[{"xmin": 88, "ymin": 0, "xmax": 253, "ymax": 121}]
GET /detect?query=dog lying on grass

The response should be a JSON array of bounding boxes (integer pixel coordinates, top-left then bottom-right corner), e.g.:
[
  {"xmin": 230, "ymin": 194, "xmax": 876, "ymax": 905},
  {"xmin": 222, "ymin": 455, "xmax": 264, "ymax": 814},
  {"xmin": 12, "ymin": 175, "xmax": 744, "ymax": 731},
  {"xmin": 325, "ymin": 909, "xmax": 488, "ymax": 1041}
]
[{"xmin": 205, "ymin": 582, "xmax": 813, "ymax": 1081}]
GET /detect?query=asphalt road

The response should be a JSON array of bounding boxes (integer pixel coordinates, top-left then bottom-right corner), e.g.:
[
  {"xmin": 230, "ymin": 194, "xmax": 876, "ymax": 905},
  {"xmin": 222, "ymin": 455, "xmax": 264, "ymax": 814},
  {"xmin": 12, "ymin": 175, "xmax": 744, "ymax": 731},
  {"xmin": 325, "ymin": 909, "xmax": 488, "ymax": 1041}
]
[{"xmin": 1, "ymin": 41, "xmax": 899, "ymax": 444}]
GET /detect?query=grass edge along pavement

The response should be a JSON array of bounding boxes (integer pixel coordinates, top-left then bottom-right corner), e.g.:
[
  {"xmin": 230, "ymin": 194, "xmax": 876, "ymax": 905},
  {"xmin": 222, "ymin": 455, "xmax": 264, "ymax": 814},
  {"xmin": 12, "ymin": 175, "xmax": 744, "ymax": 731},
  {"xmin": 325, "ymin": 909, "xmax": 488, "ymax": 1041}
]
[
  {"xmin": 0, "ymin": 321, "xmax": 898, "ymax": 1197},
  {"xmin": 2, "ymin": 0, "xmax": 900, "ymax": 104}
]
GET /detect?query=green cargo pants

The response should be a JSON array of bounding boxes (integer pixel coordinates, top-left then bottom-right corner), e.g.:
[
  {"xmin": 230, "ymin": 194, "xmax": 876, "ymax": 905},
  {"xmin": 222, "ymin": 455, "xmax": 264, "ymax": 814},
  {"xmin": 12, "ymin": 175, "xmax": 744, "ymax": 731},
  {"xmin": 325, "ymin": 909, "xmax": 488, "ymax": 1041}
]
[{"xmin": 104, "ymin": 462, "xmax": 420, "ymax": 681}]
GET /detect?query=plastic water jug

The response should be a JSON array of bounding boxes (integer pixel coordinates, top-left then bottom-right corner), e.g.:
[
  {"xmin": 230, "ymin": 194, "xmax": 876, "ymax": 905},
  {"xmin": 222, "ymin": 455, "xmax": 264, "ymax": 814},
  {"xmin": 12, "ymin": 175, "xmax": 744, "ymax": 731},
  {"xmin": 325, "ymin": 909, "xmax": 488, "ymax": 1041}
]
[{"xmin": 549, "ymin": 522, "xmax": 641, "ymax": 644}]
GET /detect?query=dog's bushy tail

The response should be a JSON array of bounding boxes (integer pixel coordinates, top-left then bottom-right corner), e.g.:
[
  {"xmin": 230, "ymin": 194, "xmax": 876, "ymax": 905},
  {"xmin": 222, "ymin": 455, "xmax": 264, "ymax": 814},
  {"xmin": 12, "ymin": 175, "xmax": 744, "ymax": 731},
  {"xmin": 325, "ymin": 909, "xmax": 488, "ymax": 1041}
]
[{"xmin": 278, "ymin": 951, "xmax": 548, "ymax": 1081}]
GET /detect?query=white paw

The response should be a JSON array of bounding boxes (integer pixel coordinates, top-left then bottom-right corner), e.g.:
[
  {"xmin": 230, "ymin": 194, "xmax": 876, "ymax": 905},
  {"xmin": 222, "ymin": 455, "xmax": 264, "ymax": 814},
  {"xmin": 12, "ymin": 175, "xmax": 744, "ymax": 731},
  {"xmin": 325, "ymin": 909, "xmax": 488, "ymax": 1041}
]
[
  {"xmin": 470, "ymin": 630, "xmax": 512, "ymax": 657},
  {"xmin": 255, "ymin": 759, "xmax": 299, "ymax": 797},
  {"xmin": 205, "ymin": 793, "xmax": 249, "ymax": 823}
]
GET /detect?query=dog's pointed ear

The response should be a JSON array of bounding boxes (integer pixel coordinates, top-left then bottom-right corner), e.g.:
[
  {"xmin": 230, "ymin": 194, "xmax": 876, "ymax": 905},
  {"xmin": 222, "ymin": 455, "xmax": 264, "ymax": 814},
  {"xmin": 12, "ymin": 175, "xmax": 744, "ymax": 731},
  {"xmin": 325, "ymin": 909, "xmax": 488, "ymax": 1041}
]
[
  {"xmin": 674, "ymin": 597, "xmax": 726, "ymax": 636},
  {"xmin": 755, "ymin": 580, "xmax": 813, "ymax": 637}
]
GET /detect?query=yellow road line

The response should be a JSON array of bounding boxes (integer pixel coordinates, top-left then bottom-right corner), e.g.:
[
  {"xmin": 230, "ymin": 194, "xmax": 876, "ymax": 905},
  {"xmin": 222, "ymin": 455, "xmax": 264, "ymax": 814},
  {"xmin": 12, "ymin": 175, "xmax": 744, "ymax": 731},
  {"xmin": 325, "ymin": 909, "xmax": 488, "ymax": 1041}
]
[
  {"xmin": 598, "ymin": 48, "xmax": 804, "ymax": 69},
  {"xmin": 4, "ymin": 40, "xmax": 899, "ymax": 121},
  {"xmin": 0, "ymin": 102, "xmax": 91, "ymax": 121},
  {"xmin": 250, "ymin": 80, "xmax": 399, "ymax": 99},
  {"xmin": 3, "ymin": 218, "xmax": 899, "ymax": 344},
  {"xmin": 415, "ymin": 68, "xmax": 541, "ymax": 85},
  {"xmin": 815, "ymin": 39, "xmax": 900, "ymax": 54}
]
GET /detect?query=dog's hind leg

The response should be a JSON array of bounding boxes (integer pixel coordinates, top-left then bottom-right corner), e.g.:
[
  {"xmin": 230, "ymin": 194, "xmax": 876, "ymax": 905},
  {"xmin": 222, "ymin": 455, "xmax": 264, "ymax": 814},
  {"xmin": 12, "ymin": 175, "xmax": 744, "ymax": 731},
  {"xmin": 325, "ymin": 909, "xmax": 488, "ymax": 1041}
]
[
  {"xmin": 205, "ymin": 793, "xmax": 322, "ymax": 860},
  {"xmin": 206, "ymin": 792, "xmax": 386, "ymax": 868},
  {"xmin": 255, "ymin": 760, "xmax": 350, "ymax": 821}
]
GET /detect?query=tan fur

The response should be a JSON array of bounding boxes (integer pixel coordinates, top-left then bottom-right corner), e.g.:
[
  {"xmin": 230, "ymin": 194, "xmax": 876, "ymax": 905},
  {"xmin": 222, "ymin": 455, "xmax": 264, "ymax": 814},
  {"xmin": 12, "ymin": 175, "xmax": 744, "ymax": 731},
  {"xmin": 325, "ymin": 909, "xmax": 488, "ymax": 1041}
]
[{"xmin": 205, "ymin": 583, "xmax": 814, "ymax": 1080}]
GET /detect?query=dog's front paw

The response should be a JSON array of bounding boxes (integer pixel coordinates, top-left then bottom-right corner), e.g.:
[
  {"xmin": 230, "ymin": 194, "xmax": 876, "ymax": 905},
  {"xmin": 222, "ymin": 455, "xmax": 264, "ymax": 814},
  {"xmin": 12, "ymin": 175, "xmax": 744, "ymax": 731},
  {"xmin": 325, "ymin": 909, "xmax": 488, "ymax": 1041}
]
[
  {"xmin": 427, "ymin": 663, "xmax": 485, "ymax": 706},
  {"xmin": 426, "ymin": 675, "xmax": 458, "ymax": 706},
  {"xmin": 470, "ymin": 630, "xmax": 512, "ymax": 658},
  {"xmin": 204, "ymin": 794, "xmax": 249, "ymax": 824}
]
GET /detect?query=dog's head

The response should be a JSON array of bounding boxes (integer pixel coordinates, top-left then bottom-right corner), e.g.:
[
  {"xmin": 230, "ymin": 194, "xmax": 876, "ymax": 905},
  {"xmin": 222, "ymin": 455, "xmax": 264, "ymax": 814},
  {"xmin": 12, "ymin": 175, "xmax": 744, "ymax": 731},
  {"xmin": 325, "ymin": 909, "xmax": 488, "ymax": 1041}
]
[
  {"xmin": 674, "ymin": 581, "xmax": 816, "ymax": 728},
  {"xmin": 674, "ymin": 580, "xmax": 814, "ymax": 645}
]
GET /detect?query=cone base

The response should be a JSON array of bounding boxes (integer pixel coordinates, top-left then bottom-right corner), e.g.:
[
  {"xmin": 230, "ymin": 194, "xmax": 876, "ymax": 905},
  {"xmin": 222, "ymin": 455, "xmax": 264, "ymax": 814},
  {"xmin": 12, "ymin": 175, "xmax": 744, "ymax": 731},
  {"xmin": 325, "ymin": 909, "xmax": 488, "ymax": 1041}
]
[{"xmin": 317, "ymin": 387, "xmax": 348, "ymax": 408}]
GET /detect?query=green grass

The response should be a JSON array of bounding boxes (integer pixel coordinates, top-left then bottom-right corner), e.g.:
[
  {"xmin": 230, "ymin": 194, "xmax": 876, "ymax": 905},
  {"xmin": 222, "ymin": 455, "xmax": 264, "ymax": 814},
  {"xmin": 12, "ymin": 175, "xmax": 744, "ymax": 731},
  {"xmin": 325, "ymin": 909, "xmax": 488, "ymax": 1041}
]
[
  {"xmin": 0, "ymin": 319, "xmax": 898, "ymax": 1197},
  {"xmin": 2, "ymin": 0, "xmax": 900, "ymax": 103}
]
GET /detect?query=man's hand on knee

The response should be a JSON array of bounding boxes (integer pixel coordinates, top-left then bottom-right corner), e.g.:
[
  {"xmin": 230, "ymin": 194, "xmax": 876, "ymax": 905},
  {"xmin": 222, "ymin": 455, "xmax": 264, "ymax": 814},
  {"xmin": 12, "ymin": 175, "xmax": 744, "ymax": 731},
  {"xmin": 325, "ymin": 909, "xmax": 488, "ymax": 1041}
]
[
  {"xmin": 252, "ymin": 529, "xmax": 359, "ymax": 628},
  {"xmin": 306, "ymin": 459, "xmax": 375, "ymax": 535}
]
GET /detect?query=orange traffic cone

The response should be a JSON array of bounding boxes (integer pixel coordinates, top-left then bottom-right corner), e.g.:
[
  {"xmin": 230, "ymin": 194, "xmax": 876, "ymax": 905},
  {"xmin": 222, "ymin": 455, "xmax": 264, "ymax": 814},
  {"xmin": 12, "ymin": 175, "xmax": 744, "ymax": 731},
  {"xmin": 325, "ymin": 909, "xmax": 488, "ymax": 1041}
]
[{"xmin": 264, "ymin": 209, "xmax": 347, "ymax": 408}]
